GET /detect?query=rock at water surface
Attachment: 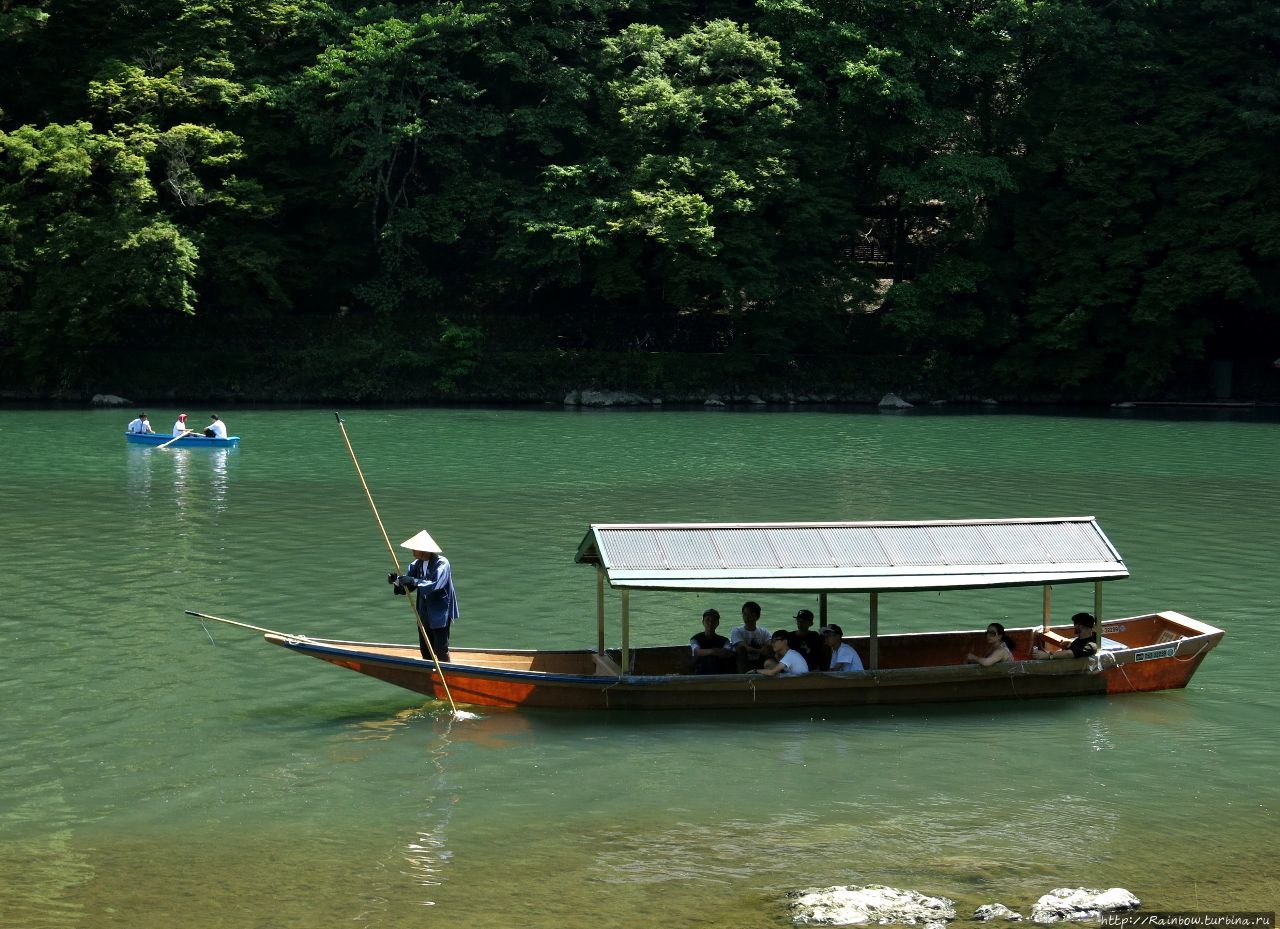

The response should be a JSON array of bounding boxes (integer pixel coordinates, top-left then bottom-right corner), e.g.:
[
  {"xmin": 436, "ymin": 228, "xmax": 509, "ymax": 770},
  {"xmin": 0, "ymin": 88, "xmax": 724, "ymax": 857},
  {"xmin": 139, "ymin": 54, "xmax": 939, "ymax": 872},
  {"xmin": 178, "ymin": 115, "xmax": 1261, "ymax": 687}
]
[
  {"xmin": 704, "ymin": 395, "xmax": 725, "ymax": 406},
  {"xmin": 878, "ymin": 393, "xmax": 913, "ymax": 409},
  {"xmin": 562, "ymin": 389, "xmax": 653, "ymax": 407},
  {"xmin": 789, "ymin": 884, "xmax": 956, "ymax": 926},
  {"xmin": 92, "ymin": 394, "xmax": 131, "ymax": 407},
  {"xmin": 1031, "ymin": 887, "xmax": 1140, "ymax": 923},
  {"xmin": 973, "ymin": 903, "xmax": 1023, "ymax": 921}
]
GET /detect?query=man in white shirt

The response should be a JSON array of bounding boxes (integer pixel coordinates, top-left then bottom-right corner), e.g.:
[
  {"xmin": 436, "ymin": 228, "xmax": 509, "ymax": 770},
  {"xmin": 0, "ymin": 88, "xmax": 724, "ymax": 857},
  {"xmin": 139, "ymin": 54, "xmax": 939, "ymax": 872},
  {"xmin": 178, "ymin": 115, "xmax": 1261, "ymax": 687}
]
[
  {"xmin": 205, "ymin": 414, "xmax": 228, "ymax": 439},
  {"xmin": 126, "ymin": 413, "xmax": 154, "ymax": 434},
  {"xmin": 822, "ymin": 624, "xmax": 864, "ymax": 672},
  {"xmin": 728, "ymin": 600, "xmax": 771, "ymax": 672},
  {"xmin": 752, "ymin": 630, "xmax": 809, "ymax": 677}
]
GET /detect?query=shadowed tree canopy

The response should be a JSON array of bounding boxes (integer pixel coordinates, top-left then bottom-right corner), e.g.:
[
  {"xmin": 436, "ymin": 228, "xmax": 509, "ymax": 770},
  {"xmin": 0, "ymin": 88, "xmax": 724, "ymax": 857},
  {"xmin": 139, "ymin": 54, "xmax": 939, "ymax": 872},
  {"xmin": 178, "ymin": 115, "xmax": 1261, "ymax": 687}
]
[{"xmin": 2, "ymin": 0, "xmax": 1277, "ymax": 398}]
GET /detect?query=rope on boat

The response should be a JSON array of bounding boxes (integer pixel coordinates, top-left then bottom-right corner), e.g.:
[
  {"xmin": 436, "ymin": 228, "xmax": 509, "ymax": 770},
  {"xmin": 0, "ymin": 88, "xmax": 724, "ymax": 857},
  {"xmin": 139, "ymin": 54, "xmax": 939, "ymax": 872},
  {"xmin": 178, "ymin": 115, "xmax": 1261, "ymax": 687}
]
[
  {"xmin": 183, "ymin": 610, "xmax": 308, "ymax": 641},
  {"xmin": 1172, "ymin": 641, "xmax": 1210, "ymax": 662}
]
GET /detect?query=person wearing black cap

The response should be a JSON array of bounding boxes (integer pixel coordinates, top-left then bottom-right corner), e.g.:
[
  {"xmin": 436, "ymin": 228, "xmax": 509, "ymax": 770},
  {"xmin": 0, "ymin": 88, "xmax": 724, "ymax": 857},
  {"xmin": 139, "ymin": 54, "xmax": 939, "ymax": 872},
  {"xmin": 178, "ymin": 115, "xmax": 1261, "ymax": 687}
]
[
  {"xmin": 1031, "ymin": 612, "xmax": 1099, "ymax": 660},
  {"xmin": 792, "ymin": 609, "xmax": 827, "ymax": 672},
  {"xmin": 126, "ymin": 413, "xmax": 154, "ymax": 435}
]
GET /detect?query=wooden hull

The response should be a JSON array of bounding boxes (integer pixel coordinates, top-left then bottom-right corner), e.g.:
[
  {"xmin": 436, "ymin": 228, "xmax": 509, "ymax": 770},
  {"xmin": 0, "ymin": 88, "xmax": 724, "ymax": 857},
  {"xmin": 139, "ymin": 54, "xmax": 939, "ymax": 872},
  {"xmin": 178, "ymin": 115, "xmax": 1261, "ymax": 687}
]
[
  {"xmin": 125, "ymin": 432, "xmax": 240, "ymax": 448},
  {"xmin": 263, "ymin": 611, "xmax": 1223, "ymax": 711}
]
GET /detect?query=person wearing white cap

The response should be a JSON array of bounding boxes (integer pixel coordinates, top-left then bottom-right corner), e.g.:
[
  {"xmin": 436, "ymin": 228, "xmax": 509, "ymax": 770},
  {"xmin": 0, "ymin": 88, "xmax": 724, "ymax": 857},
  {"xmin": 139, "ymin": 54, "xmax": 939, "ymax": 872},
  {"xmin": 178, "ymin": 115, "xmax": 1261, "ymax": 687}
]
[{"xmin": 388, "ymin": 529, "xmax": 460, "ymax": 661}]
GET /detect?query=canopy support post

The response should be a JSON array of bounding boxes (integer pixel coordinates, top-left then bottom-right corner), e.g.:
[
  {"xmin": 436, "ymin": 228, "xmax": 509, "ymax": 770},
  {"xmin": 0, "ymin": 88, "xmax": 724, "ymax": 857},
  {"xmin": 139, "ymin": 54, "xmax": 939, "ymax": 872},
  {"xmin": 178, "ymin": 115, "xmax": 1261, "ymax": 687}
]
[
  {"xmin": 819, "ymin": 592, "xmax": 828, "ymax": 628},
  {"xmin": 596, "ymin": 568, "xmax": 606, "ymax": 654},
  {"xmin": 1094, "ymin": 581, "xmax": 1102, "ymax": 623},
  {"xmin": 869, "ymin": 592, "xmax": 879, "ymax": 671},
  {"xmin": 620, "ymin": 589, "xmax": 630, "ymax": 675},
  {"xmin": 1043, "ymin": 585, "xmax": 1052, "ymax": 632}
]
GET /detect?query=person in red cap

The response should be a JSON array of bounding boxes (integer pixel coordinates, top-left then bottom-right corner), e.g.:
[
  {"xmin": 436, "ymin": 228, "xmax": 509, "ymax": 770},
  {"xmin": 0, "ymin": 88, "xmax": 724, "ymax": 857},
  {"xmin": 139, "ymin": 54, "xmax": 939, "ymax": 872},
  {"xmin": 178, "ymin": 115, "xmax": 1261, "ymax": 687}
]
[{"xmin": 170, "ymin": 413, "xmax": 189, "ymax": 438}]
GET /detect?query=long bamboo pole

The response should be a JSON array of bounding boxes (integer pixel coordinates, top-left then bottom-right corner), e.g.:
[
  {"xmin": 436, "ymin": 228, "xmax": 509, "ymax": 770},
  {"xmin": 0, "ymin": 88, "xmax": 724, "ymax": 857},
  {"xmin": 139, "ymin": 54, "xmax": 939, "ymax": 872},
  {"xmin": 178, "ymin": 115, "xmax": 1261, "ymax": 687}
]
[{"xmin": 334, "ymin": 412, "xmax": 462, "ymax": 717}]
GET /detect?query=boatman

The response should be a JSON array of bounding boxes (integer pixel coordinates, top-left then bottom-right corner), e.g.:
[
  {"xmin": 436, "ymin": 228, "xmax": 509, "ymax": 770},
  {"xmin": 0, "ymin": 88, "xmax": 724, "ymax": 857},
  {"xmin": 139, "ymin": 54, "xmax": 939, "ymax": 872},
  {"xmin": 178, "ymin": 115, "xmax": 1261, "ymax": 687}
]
[
  {"xmin": 389, "ymin": 529, "xmax": 460, "ymax": 662},
  {"xmin": 126, "ymin": 413, "xmax": 154, "ymax": 434},
  {"xmin": 171, "ymin": 413, "xmax": 190, "ymax": 437}
]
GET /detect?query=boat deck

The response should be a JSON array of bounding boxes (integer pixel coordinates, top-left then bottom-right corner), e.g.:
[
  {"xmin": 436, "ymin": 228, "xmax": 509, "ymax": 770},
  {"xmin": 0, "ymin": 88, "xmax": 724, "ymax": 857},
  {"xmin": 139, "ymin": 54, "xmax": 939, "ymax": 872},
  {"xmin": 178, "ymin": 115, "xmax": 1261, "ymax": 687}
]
[{"xmin": 309, "ymin": 612, "xmax": 1211, "ymax": 677}]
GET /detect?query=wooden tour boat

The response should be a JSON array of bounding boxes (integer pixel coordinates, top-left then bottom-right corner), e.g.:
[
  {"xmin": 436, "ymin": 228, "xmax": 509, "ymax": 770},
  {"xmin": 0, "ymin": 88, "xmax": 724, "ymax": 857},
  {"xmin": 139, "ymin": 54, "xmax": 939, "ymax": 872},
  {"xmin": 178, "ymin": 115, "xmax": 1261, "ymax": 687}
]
[
  {"xmin": 126, "ymin": 432, "xmax": 240, "ymax": 448},
  {"xmin": 191, "ymin": 518, "xmax": 1223, "ymax": 710}
]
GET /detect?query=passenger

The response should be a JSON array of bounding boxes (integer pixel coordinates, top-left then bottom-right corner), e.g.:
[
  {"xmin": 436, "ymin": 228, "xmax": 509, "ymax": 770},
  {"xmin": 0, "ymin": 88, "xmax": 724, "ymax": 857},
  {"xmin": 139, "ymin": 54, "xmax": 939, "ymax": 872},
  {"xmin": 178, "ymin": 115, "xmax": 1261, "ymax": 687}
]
[
  {"xmin": 126, "ymin": 412, "xmax": 154, "ymax": 434},
  {"xmin": 821, "ymin": 624, "xmax": 864, "ymax": 672},
  {"xmin": 966, "ymin": 622, "xmax": 1016, "ymax": 666},
  {"xmin": 729, "ymin": 601, "xmax": 772, "ymax": 672},
  {"xmin": 204, "ymin": 414, "xmax": 228, "ymax": 439},
  {"xmin": 793, "ymin": 609, "xmax": 828, "ymax": 672},
  {"xmin": 752, "ymin": 630, "xmax": 809, "ymax": 676},
  {"xmin": 1031, "ymin": 612, "xmax": 1099, "ymax": 660},
  {"xmin": 689, "ymin": 608, "xmax": 734, "ymax": 674},
  {"xmin": 171, "ymin": 413, "xmax": 190, "ymax": 437}
]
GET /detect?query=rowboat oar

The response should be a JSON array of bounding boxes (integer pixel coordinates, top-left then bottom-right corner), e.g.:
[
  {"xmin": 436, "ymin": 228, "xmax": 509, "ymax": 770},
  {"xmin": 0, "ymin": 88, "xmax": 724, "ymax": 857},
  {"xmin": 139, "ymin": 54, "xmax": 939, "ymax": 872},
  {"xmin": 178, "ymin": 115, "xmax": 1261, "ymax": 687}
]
[
  {"xmin": 157, "ymin": 429, "xmax": 194, "ymax": 450},
  {"xmin": 333, "ymin": 412, "xmax": 474, "ymax": 720}
]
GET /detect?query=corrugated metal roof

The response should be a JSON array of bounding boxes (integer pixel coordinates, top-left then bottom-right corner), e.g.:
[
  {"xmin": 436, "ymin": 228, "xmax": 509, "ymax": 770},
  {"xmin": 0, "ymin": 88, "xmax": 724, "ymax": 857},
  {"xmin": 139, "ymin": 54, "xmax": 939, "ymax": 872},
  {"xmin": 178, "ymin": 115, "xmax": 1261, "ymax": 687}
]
[{"xmin": 574, "ymin": 518, "xmax": 1128, "ymax": 592}]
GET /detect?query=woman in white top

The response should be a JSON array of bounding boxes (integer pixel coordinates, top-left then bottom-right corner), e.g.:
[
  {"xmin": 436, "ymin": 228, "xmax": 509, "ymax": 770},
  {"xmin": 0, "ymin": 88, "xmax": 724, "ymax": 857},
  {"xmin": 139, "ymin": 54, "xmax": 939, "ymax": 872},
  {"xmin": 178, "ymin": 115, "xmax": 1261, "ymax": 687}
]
[
  {"xmin": 821, "ymin": 624, "xmax": 864, "ymax": 672},
  {"xmin": 966, "ymin": 622, "xmax": 1016, "ymax": 666},
  {"xmin": 171, "ymin": 413, "xmax": 190, "ymax": 437}
]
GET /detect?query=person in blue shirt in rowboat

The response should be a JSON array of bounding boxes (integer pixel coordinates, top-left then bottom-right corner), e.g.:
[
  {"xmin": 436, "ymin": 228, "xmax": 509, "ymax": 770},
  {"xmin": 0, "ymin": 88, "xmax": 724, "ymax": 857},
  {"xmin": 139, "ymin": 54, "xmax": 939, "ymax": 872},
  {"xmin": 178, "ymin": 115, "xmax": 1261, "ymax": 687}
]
[
  {"xmin": 126, "ymin": 413, "xmax": 154, "ymax": 434},
  {"xmin": 389, "ymin": 529, "xmax": 460, "ymax": 661}
]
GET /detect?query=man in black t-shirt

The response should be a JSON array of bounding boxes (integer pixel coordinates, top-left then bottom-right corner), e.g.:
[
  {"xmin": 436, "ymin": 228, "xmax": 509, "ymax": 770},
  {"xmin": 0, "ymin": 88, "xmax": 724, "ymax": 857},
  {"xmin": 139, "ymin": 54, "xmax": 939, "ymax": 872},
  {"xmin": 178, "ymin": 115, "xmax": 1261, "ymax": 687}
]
[
  {"xmin": 689, "ymin": 608, "xmax": 735, "ymax": 674},
  {"xmin": 1032, "ymin": 612, "xmax": 1099, "ymax": 660}
]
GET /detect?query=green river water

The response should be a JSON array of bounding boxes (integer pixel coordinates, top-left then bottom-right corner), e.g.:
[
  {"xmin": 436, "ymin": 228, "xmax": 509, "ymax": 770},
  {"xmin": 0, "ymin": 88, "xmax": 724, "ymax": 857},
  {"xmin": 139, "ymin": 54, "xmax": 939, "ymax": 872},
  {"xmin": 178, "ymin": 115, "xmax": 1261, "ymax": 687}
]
[{"xmin": 1, "ymin": 406, "xmax": 1276, "ymax": 928}]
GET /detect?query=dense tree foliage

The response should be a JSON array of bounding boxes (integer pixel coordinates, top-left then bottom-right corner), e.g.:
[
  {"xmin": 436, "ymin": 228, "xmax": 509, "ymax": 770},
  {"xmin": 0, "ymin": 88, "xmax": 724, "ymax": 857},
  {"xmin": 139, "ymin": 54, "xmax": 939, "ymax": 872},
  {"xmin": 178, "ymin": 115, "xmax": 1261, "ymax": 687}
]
[{"xmin": 2, "ymin": 0, "xmax": 1277, "ymax": 398}]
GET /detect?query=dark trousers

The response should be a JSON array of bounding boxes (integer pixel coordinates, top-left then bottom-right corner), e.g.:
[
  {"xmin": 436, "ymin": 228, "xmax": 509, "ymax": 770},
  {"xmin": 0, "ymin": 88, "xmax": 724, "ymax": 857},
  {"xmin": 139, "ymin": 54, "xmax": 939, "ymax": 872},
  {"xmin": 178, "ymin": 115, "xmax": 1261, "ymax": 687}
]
[{"xmin": 418, "ymin": 621, "xmax": 451, "ymax": 662}]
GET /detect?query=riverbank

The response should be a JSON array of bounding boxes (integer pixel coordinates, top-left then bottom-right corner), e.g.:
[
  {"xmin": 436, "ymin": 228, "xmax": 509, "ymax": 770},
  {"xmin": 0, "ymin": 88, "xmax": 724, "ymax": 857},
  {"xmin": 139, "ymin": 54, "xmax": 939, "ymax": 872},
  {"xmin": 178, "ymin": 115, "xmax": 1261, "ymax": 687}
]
[{"xmin": 5, "ymin": 346, "xmax": 1278, "ymax": 406}]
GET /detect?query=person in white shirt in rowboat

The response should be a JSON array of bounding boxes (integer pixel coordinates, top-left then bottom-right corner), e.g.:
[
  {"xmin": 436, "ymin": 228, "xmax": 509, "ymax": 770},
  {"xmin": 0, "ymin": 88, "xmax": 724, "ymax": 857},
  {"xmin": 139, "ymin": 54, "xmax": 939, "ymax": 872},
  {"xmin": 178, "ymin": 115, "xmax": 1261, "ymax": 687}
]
[
  {"xmin": 204, "ymin": 414, "xmax": 228, "ymax": 439},
  {"xmin": 126, "ymin": 413, "xmax": 154, "ymax": 434},
  {"xmin": 170, "ymin": 413, "xmax": 191, "ymax": 438}
]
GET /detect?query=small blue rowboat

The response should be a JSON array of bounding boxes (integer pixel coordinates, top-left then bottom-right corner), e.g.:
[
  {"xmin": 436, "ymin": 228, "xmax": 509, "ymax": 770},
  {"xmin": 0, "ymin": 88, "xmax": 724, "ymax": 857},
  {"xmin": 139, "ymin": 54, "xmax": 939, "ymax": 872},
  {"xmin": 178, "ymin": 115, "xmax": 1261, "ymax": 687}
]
[{"xmin": 125, "ymin": 432, "xmax": 241, "ymax": 448}]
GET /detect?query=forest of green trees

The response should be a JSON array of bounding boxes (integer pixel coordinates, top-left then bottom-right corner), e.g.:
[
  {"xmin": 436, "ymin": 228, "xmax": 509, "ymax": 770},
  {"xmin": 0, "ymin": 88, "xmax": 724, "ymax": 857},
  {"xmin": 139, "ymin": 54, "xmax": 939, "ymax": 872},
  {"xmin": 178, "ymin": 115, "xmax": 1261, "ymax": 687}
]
[{"xmin": 2, "ymin": 0, "xmax": 1277, "ymax": 402}]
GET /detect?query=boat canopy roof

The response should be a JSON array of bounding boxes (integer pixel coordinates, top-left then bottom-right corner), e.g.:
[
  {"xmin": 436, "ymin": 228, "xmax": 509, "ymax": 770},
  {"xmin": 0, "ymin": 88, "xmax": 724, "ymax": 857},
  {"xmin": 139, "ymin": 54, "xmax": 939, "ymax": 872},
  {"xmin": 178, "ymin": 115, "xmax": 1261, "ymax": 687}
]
[{"xmin": 575, "ymin": 517, "xmax": 1128, "ymax": 592}]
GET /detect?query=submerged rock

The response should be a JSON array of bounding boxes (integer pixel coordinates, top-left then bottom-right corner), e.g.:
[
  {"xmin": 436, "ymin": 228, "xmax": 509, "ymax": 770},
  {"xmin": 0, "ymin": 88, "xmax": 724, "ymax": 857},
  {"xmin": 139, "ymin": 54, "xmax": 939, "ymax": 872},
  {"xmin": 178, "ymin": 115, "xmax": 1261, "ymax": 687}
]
[
  {"xmin": 973, "ymin": 903, "xmax": 1023, "ymax": 921},
  {"xmin": 878, "ymin": 392, "xmax": 913, "ymax": 409},
  {"xmin": 789, "ymin": 884, "xmax": 956, "ymax": 926},
  {"xmin": 1031, "ymin": 887, "xmax": 1140, "ymax": 923}
]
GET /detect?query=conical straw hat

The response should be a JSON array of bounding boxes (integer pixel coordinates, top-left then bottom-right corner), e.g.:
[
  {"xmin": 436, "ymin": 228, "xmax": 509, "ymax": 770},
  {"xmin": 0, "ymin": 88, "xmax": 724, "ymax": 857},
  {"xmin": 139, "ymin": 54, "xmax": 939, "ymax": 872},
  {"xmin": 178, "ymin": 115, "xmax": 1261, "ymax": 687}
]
[{"xmin": 401, "ymin": 530, "xmax": 443, "ymax": 553}]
